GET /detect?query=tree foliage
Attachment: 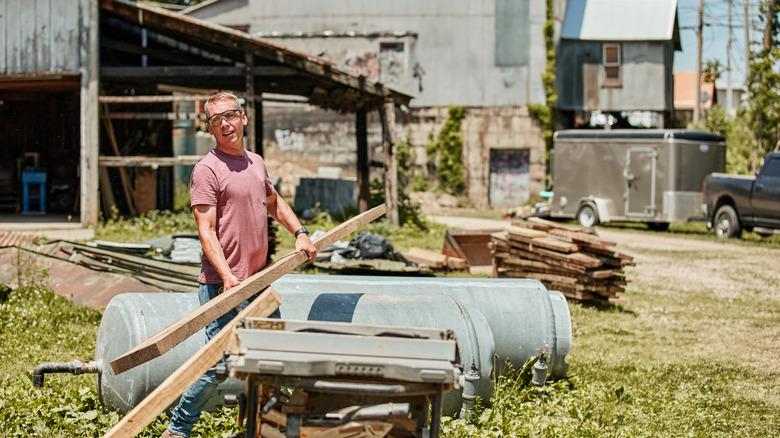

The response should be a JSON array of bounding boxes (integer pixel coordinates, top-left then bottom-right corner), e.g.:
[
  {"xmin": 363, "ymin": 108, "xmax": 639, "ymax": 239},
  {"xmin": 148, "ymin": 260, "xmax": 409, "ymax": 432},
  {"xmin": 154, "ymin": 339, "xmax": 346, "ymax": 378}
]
[
  {"xmin": 744, "ymin": 0, "xmax": 780, "ymax": 173},
  {"xmin": 436, "ymin": 105, "xmax": 466, "ymax": 195}
]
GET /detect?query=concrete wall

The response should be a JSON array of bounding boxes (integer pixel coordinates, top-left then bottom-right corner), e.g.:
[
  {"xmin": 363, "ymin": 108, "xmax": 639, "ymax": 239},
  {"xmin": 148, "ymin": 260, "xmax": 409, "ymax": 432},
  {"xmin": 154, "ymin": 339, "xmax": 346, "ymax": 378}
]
[
  {"xmin": 407, "ymin": 107, "xmax": 546, "ymax": 209},
  {"xmin": 260, "ymin": 104, "xmax": 545, "ymax": 210}
]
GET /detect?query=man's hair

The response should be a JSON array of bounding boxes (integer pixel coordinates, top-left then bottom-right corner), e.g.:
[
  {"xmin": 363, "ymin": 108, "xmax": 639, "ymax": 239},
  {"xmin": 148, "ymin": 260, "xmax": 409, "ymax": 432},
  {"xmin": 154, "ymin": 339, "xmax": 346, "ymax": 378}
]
[{"xmin": 204, "ymin": 91, "xmax": 243, "ymax": 118}]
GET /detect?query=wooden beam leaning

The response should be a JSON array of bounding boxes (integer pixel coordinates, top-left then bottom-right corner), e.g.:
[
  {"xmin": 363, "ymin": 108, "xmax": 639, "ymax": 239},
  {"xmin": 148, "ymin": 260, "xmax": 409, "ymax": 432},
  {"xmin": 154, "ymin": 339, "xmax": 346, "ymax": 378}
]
[
  {"xmin": 109, "ymin": 204, "xmax": 387, "ymax": 375},
  {"xmin": 102, "ymin": 286, "xmax": 283, "ymax": 438}
]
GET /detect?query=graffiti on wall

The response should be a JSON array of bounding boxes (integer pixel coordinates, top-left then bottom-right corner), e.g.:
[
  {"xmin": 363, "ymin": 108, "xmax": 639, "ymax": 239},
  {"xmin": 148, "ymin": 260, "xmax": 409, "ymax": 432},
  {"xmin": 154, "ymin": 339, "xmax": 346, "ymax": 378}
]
[
  {"xmin": 274, "ymin": 129, "xmax": 304, "ymax": 152},
  {"xmin": 344, "ymin": 51, "xmax": 379, "ymax": 80},
  {"xmin": 489, "ymin": 149, "xmax": 530, "ymax": 206}
]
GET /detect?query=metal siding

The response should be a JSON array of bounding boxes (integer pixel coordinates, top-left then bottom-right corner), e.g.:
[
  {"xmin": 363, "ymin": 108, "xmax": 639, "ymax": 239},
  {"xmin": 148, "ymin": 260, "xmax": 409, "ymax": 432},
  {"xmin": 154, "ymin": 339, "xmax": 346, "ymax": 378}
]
[
  {"xmin": 35, "ymin": 0, "xmax": 51, "ymax": 70},
  {"xmin": 51, "ymin": 0, "xmax": 75, "ymax": 71},
  {"xmin": 20, "ymin": 1, "xmax": 36, "ymax": 72},
  {"xmin": 1, "ymin": 0, "xmax": 82, "ymax": 74},
  {"xmin": 6, "ymin": 1, "xmax": 22, "ymax": 72},
  {"xmin": 495, "ymin": 0, "xmax": 530, "ymax": 66},
  {"xmin": 188, "ymin": 0, "xmax": 545, "ymax": 108},
  {"xmin": 0, "ymin": 2, "xmax": 6, "ymax": 73}
]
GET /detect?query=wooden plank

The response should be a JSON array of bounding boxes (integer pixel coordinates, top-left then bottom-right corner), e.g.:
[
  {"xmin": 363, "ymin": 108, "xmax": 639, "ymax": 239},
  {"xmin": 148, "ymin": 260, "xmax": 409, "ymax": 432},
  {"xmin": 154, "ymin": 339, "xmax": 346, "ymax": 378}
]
[
  {"xmin": 526, "ymin": 217, "xmax": 595, "ymax": 233},
  {"xmin": 506, "ymin": 233, "xmax": 579, "ymax": 253},
  {"xmin": 505, "ymin": 225, "xmax": 547, "ymax": 238},
  {"xmin": 100, "ymin": 103, "xmax": 139, "ymax": 216},
  {"xmin": 109, "ymin": 204, "xmax": 386, "ymax": 375},
  {"xmin": 404, "ymin": 247, "xmax": 447, "ymax": 269},
  {"xmin": 548, "ymin": 228, "xmax": 617, "ymax": 247},
  {"xmin": 103, "ymin": 286, "xmax": 283, "ymax": 438}
]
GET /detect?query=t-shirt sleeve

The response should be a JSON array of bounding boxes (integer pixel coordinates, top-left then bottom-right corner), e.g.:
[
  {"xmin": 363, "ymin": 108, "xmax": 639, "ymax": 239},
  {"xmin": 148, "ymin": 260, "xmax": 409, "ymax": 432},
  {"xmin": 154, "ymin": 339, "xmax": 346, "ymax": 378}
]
[
  {"xmin": 191, "ymin": 163, "xmax": 219, "ymax": 206},
  {"xmin": 264, "ymin": 168, "xmax": 276, "ymax": 197}
]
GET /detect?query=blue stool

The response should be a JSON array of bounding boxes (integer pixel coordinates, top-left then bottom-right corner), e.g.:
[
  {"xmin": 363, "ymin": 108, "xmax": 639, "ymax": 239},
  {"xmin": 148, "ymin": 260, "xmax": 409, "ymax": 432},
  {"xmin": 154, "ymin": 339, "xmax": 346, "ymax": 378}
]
[{"xmin": 22, "ymin": 171, "xmax": 46, "ymax": 213}]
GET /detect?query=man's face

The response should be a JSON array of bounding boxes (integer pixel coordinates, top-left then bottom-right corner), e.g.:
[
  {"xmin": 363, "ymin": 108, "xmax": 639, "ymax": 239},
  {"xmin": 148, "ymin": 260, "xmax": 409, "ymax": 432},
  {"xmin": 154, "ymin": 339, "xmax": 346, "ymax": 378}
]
[{"xmin": 206, "ymin": 99, "xmax": 247, "ymax": 148}]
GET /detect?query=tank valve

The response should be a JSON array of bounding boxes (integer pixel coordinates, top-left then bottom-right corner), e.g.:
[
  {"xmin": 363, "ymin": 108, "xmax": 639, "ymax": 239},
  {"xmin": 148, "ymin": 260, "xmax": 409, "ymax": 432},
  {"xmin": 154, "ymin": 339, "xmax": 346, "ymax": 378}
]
[
  {"xmin": 33, "ymin": 360, "xmax": 100, "ymax": 387},
  {"xmin": 531, "ymin": 353, "xmax": 548, "ymax": 387},
  {"xmin": 459, "ymin": 361, "xmax": 480, "ymax": 420}
]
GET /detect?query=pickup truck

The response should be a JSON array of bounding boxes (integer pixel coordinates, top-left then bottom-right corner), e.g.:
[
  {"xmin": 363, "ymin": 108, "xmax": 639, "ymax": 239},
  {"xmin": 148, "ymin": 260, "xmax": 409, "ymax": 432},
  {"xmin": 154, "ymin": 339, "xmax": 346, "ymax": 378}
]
[{"xmin": 703, "ymin": 151, "xmax": 780, "ymax": 238}]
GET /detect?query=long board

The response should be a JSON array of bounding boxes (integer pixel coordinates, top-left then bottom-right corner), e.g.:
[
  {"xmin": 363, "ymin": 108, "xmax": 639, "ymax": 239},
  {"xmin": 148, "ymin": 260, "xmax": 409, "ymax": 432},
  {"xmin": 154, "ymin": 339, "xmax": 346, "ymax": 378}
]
[{"xmin": 110, "ymin": 204, "xmax": 387, "ymax": 375}]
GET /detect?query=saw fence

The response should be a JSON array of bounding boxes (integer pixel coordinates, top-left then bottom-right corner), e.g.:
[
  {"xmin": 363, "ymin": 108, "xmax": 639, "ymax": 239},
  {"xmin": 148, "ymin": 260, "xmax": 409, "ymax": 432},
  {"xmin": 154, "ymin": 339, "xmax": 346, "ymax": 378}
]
[{"xmin": 491, "ymin": 218, "xmax": 634, "ymax": 304}]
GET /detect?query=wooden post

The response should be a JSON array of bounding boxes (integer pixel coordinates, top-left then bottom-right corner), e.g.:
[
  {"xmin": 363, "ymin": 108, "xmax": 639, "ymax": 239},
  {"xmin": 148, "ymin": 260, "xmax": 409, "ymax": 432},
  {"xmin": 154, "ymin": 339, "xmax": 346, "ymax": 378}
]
[
  {"xmin": 356, "ymin": 108, "xmax": 369, "ymax": 213},
  {"xmin": 245, "ymin": 52, "xmax": 256, "ymax": 153},
  {"xmin": 380, "ymin": 98, "xmax": 399, "ymax": 225},
  {"xmin": 256, "ymin": 93, "xmax": 264, "ymax": 156},
  {"xmin": 80, "ymin": 0, "xmax": 100, "ymax": 227},
  {"xmin": 109, "ymin": 204, "xmax": 387, "ymax": 375}
]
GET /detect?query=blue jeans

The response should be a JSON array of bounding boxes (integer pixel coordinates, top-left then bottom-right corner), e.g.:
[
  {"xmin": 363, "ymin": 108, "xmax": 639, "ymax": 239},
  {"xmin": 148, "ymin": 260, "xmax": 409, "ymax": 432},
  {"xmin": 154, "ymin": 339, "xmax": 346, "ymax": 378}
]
[{"xmin": 168, "ymin": 283, "xmax": 276, "ymax": 437}]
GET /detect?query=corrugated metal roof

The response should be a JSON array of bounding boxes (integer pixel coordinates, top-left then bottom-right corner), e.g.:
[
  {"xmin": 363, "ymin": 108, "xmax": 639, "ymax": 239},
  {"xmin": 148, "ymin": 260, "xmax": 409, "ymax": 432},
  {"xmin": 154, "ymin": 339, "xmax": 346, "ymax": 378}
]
[{"xmin": 561, "ymin": 0, "xmax": 679, "ymax": 42}]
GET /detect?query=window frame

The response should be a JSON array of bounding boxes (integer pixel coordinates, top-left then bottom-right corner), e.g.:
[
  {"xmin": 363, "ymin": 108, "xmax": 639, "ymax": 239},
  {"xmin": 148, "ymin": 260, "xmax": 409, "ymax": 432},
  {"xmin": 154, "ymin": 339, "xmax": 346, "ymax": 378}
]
[{"xmin": 602, "ymin": 43, "xmax": 622, "ymax": 87}]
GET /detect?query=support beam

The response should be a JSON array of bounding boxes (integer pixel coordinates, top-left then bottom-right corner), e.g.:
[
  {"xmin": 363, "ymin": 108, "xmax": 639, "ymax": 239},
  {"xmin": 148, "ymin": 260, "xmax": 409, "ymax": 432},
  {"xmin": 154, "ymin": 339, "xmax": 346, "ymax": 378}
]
[
  {"xmin": 80, "ymin": 0, "xmax": 100, "ymax": 227},
  {"xmin": 356, "ymin": 108, "xmax": 369, "ymax": 213},
  {"xmin": 245, "ymin": 52, "xmax": 256, "ymax": 153},
  {"xmin": 380, "ymin": 98, "xmax": 399, "ymax": 225}
]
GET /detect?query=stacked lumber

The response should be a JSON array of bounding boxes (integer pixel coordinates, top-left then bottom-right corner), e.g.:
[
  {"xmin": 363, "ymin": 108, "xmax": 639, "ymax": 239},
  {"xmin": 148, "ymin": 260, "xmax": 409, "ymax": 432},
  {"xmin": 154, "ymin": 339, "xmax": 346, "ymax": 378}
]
[
  {"xmin": 403, "ymin": 247, "xmax": 467, "ymax": 271},
  {"xmin": 491, "ymin": 217, "xmax": 634, "ymax": 304}
]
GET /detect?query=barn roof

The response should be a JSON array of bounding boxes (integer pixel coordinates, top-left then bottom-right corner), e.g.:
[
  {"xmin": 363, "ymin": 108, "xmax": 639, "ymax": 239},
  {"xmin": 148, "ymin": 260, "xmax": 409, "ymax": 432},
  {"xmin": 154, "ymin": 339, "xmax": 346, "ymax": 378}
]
[
  {"xmin": 100, "ymin": 0, "xmax": 412, "ymax": 112},
  {"xmin": 561, "ymin": 0, "xmax": 681, "ymax": 50}
]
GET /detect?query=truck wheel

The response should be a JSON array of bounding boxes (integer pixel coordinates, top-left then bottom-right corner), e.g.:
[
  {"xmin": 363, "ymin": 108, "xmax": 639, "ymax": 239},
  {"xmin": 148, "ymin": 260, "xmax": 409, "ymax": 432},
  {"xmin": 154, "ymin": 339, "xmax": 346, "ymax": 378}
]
[
  {"xmin": 577, "ymin": 203, "xmax": 599, "ymax": 228},
  {"xmin": 713, "ymin": 205, "xmax": 742, "ymax": 238}
]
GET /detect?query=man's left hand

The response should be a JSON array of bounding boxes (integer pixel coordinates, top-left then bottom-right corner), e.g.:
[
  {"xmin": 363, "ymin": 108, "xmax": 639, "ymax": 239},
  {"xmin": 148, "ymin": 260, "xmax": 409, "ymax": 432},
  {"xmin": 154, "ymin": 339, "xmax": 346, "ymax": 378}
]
[{"xmin": 294, "ymin": 235, "xmax": 317, "ymax": 263}]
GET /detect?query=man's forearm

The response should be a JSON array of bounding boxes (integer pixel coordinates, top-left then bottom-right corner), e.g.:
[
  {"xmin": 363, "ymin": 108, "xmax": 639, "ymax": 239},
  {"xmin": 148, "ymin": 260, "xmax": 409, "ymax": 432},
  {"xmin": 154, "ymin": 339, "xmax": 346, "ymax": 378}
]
[{"xmin": 199, "ymin": 229, "xmax": 233, "ymax": 282}]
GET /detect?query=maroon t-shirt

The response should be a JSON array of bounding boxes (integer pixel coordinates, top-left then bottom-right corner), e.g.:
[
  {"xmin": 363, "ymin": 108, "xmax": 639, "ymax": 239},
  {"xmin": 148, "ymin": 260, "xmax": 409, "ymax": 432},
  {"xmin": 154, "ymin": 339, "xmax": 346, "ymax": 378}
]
[{"xmin": 190, "ymin": 148, "xmax": 275, "ymax": 284}]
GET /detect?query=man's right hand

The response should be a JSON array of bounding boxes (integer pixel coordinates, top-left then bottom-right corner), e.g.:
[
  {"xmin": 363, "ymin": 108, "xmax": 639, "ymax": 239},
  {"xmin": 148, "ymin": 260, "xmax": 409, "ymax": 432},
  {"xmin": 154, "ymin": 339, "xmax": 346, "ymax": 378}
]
[{"xmin": 222, "ymin": 274, "xmax": 241, "ymax": 291}]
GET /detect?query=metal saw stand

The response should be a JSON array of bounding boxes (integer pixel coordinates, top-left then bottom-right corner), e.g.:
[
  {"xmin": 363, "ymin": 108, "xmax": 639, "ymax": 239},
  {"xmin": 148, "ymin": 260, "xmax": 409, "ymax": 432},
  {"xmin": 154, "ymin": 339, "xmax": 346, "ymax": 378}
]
[{"xmin": 224, "ymin": 318, "xmax": 462, "ymax": 438}]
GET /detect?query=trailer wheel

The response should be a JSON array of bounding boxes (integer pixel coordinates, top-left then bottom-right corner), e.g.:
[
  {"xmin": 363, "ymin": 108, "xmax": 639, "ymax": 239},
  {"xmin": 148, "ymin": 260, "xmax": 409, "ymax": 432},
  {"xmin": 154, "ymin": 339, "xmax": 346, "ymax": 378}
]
[
  {"xmin": 647, "ymin": 222, "xmax": 670, "ymax": 231},
  {"xmin": 713, "ymin": 205, "xmax": 742, "ymax": 238},
  {"xmin": 577, "ymin": 203, "xmax": 599, "ymax": 228}
]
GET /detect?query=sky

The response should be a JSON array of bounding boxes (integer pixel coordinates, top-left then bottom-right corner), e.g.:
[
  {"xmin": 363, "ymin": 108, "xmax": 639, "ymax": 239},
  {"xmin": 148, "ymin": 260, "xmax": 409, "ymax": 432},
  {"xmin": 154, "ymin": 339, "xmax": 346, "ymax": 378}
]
[{"xmin": 674, "ymin": 0, "xmax": 765, "ymax": 88}]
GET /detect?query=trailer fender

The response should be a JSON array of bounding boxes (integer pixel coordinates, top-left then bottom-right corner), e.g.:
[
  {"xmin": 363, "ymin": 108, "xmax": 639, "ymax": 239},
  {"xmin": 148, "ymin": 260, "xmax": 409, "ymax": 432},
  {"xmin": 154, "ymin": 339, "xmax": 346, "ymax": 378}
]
[{"xmin": 578, "ymin": 198, "xmax": 611, "ymax": 225}]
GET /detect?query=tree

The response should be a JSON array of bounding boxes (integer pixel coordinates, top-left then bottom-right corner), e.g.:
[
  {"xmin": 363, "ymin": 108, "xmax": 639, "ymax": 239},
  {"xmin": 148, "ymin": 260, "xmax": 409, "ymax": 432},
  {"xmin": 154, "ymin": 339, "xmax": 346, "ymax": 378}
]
[{"xmin": 745, "ymin": 0, "xmax": 780, "ymax": 172}]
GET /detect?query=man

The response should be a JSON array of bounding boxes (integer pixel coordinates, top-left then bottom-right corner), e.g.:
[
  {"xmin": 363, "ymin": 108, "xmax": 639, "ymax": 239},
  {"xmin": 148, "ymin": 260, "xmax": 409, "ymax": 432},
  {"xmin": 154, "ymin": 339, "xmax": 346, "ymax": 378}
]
[{"xmin": 161, "ymin": 91, "xmax": 316, "ymax": 438}]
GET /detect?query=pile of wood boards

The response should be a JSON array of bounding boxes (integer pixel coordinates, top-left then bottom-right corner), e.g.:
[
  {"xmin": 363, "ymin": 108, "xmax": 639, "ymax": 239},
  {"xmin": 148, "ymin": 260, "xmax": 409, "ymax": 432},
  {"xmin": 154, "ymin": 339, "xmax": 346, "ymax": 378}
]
[
  {"xmin": 491, "ymin": 218, "xmax": 634, "ymax": 304},
  {"xmin": 403, "ymin": 247, "xmax": 467, "ymax": 271}
]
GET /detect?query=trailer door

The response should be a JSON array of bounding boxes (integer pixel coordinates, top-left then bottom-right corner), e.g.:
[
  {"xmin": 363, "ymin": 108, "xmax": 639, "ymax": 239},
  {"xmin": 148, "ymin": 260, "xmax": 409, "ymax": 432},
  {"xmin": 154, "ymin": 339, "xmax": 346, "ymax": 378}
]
[{"xmin": 624, "ymin": 147, "xmax": 658, "ymax": 218}]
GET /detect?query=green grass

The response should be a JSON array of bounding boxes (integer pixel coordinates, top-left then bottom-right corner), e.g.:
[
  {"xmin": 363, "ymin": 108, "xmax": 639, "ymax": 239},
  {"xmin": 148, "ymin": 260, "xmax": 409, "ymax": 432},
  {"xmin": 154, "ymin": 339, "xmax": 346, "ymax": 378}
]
[{"xmin": 2, "ymin": 211, "xmax": 779, "ymax": 436}]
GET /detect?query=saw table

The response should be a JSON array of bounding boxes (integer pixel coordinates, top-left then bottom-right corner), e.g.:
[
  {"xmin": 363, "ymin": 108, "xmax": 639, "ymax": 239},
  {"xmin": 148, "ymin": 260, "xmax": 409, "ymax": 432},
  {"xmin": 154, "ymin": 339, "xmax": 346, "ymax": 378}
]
[{"xmin": 222, "ymin": 318, "xmax": 462, "ymax": 438}]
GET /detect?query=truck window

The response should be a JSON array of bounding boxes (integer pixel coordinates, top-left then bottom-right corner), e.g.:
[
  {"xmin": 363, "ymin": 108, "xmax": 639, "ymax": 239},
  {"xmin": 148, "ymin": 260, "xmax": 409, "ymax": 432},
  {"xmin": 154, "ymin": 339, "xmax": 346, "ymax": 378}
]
[{"xmin": 761, "ymin": 158, "xmax": 780, "ymax": 178}]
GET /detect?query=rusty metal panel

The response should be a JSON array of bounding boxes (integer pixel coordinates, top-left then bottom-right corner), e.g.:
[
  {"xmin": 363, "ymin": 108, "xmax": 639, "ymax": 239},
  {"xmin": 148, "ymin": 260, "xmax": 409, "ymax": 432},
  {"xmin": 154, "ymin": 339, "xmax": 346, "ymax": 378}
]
[
  {"xmin": 583, "ymin": 63, "xmax": 600, "ymax": 111},
  {"xmin": 442, "ymin": 230, "xmax": 497, "ymax": 267}
]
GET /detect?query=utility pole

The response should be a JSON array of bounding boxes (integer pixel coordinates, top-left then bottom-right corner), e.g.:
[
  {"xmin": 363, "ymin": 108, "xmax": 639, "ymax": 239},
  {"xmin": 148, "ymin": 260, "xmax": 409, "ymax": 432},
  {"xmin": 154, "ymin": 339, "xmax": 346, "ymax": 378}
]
[
  {"xmin": 744, "ymin": 0, "xmax": 750, "ymax": 90},
  {"xmin": 694, "ymin": 0, "xmax": 703, "ymax": 123},
  {"xmin": 727, "ymin": 0, "xmax": 733, "ymax": 115}
]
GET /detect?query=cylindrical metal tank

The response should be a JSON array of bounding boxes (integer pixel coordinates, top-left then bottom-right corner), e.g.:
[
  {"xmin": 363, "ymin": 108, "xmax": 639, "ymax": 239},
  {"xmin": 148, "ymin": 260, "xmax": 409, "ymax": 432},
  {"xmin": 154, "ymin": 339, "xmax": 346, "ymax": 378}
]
[
  {"xmin": 94, "ymin": 276, "xmax": 571, "ymax": 415},
  {"xmin": 274, "ymin": 275, "xmax": 571, "ymax": 380},
  {"xmin": 95, "ymin": 293, "xmax": 245, "ymax": 414}
]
